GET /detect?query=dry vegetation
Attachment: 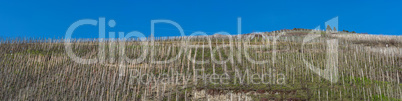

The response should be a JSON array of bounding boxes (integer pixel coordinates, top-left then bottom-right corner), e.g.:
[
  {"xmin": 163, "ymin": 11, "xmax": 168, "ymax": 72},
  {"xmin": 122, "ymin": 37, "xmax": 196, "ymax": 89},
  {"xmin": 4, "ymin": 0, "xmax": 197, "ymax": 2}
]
[{"xmin": 0, "ymin": 31, "xmax": 401, "ymax": 100}]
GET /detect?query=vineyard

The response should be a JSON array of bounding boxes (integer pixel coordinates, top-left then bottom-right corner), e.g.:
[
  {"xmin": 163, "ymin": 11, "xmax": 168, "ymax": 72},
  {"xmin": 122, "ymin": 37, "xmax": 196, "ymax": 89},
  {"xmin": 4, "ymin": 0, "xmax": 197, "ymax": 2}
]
[{"xmin": 0, "ymin": 30, "xmax": 401, "ymax": 100}]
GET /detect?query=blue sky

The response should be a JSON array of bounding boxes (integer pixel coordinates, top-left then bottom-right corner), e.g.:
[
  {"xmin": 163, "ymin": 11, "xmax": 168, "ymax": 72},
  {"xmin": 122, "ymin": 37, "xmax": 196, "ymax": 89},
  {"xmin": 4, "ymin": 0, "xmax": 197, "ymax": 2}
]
[{"xmin": 0, "ymin": 0, "xmax": 401, "ymax": 38}]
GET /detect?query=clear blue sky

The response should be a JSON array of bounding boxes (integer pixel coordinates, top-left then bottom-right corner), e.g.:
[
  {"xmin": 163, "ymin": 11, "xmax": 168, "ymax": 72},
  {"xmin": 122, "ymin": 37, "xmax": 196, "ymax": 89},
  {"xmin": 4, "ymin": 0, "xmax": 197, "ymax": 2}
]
[{"xmin": 0, "ymin": 0, "xmax": 401, "ymax": 38}]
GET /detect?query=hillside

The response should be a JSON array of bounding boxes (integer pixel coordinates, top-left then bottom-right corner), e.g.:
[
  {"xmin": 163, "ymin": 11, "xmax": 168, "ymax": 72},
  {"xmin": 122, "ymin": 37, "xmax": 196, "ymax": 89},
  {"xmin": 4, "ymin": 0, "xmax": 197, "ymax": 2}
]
[{"xmin": 0, "ymin": 30, "xmax": 401, "ymax": 100}]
